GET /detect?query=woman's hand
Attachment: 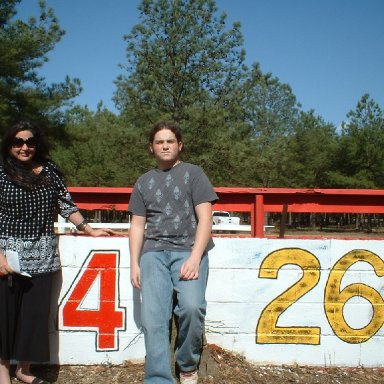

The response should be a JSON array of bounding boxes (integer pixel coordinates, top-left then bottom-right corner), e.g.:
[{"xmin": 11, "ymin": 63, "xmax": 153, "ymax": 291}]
[
  {"xmin": 88, "ymin": 228, "xmax": 117, "ymax": 237},
  {"xmin": 0, "ymin": 252, "xmax": 13, "ymax": 276},
  {"xmin": 68, "ymin": 212, "xmax": 117, "ymax": 237}
]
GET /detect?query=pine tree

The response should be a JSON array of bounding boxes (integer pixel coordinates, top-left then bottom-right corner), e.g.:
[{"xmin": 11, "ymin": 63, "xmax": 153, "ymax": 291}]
[{"xmin": 0, "ymin": 0, "xmax": 81, "ymax": 133}]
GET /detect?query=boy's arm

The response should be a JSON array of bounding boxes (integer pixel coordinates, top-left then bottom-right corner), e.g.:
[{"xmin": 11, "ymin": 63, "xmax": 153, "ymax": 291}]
[
  {"xmin": 129, "ymin": 214, "xmax": 146, "ymax": 289},
  {"xmin": 179, "ymin": 201, "xmax": 213, "ymax": 280}
]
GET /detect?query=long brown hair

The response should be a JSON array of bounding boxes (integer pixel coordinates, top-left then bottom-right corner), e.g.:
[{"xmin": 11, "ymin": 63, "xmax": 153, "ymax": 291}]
[{"xmin": 1, "ymin": 120, "xmax": 60, "ymax": 189}]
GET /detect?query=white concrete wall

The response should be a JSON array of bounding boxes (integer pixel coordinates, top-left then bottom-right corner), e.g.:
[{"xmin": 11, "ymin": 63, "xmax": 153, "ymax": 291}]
[{"xmin": 52, "ymin": 235, "xmax": 384, "ymax": 367}]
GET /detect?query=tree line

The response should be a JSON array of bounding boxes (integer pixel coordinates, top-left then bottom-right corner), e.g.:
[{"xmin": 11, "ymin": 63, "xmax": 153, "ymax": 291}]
[{"xmin": 1, "ymin": 0, "xmax": 384, "ymax": 189}]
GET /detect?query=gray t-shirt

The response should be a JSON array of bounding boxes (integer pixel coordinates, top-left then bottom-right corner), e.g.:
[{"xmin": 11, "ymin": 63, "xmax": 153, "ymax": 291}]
[{"xmin": 129, "ymin": 162, "xmax": 218, "ymax": 253}]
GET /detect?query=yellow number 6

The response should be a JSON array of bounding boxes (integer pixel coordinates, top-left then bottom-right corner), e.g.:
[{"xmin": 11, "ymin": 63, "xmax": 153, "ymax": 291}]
[{"xmin": 324, "ymin": 249, "xmax": 384, "ymax": 343}]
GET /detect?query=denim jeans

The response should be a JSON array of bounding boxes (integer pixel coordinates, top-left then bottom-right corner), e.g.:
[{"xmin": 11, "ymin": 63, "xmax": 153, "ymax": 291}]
[{"xmin": 140, "ymin": 250, "xmax": 209, "ymax": 384}]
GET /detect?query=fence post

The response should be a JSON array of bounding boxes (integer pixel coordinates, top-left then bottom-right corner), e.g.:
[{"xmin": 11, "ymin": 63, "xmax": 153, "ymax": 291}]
[
  {"xmin": 254, "ymin": 194, "xmax": 264, "ymax": 238},
  {"xmin": 279, "ymin": 203, "xmax": 288, "ymax": 238}
]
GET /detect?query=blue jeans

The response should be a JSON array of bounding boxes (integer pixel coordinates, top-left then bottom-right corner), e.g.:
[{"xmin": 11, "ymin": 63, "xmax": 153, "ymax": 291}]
[{"xmin": 140, "ymin": 250, "xmax": 209, "ymax": 384}]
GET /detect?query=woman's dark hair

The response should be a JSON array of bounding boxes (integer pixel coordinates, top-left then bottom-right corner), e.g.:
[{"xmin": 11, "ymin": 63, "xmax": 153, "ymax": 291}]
[
  {"xmin": 1, "ymin": 120, "xmax": 57, "ymax": 189},
  {"xmin": 149, "ymin": 121, "xmax": 183, "ymax": 144}
]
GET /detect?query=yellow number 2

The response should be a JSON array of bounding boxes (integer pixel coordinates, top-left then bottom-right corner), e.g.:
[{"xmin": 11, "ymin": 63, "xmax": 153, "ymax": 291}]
[{"xmin": 257, "ymin": 248, "xmax": 321, "ymax": 345}]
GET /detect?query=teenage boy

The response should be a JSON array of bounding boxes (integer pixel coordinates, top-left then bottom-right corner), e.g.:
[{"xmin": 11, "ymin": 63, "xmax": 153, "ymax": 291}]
[{"xmin": 129, "ymin": 121, "xmax": 217, "ymax": 384}]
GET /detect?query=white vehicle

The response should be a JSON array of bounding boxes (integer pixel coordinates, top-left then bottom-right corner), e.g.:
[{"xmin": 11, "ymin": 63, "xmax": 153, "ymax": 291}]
[{"xmin": 212, "ymin": 211, "xmax": 241, "ymax": 225}]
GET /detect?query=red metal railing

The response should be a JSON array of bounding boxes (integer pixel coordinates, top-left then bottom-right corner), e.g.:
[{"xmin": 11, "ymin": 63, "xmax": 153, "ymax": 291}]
[{"xmin": 68, "ymin": 187, "xmax": 384, "ymax": 238}]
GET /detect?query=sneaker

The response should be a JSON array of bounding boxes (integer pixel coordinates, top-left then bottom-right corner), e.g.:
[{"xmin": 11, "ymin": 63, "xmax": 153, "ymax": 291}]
[{"xmin": 179, "ymin": 370, "xmax": 198, "ymax": 384}]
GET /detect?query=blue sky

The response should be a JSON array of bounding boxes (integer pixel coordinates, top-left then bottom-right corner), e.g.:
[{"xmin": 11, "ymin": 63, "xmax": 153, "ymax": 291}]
[{"xmin": 16, "ymin": 0, "xmax": 384, "ymax": 127}]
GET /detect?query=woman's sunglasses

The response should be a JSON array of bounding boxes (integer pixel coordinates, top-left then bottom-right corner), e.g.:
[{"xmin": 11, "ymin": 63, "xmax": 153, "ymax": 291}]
[{"xmin": 11, "ymin": 137, "xmax": 37, "ymax": 148}]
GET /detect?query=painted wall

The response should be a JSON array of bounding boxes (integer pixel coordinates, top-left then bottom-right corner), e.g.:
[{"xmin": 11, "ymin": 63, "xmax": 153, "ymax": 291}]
[{"xmin": 52, "ymin": 235, "xmax": 384, "ymax": 367}]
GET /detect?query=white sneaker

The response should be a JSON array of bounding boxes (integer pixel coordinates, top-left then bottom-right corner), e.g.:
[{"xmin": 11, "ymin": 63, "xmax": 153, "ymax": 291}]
[{"xmin": 179, "ymin": 370, "xmax": 198, "ymax": 384}]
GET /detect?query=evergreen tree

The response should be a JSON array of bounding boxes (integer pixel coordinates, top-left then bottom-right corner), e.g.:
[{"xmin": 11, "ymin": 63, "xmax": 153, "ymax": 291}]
[
  {"xmin": 284, "ymin": 110, "xmax": 338, "ymax": 187},
  {"xmin": 0, "ymin": 0, "xmax": 81, "ymax": 133},
  {"xmin": 114, "ymin": 0, "xmax": 245, "ymax": 125},
  {"xmin": 329, "ymin": 94, "xmax": 384, "ymax": 188},
  {"xmin": 237, "ymin": 64, "xmax": 300, "ymax": 187},
  {"xmin": 53, "ymin": 105, "xmax": 149, "ymax": 186}
]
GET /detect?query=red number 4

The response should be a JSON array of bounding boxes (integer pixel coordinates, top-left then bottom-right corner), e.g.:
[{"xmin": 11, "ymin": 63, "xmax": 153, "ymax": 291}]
[{"xmin": 59, "ymin": 251, "xmax": 126, "ymax": 351}]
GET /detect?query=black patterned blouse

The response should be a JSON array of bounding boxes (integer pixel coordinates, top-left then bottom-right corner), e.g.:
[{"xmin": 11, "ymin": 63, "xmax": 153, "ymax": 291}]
[{"xmin": 0, "ymin": 163, "xmax": 79, "ymax": 275}]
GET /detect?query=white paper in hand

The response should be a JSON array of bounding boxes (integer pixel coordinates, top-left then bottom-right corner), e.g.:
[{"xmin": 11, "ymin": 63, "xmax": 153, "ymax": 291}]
[{"xmin": 5, "ymin": 250, "xmax": 32, "ymax": 277}]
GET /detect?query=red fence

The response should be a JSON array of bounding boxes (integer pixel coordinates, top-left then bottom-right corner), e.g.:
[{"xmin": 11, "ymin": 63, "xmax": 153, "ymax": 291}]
[{"xmin": 68, "ymin": 187, "xmax": 384, "ymax": 238}]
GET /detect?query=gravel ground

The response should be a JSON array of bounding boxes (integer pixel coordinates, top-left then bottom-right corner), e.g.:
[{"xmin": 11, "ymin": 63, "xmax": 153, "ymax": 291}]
[{"xmin": 10, "ymin": 345, "xmax": 384, "ymax": 384}]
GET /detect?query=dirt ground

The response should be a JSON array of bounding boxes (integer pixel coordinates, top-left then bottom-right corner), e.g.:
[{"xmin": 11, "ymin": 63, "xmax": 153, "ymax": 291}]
[{"xmin": 11, "ymin": 345, "xmax": 384, "ymax": 384}]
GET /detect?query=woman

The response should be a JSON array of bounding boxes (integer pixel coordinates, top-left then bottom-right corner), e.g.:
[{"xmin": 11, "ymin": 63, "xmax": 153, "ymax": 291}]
[{"xmin": 0, "ymin": 121, "xmax": 114, "ymax": 384}]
